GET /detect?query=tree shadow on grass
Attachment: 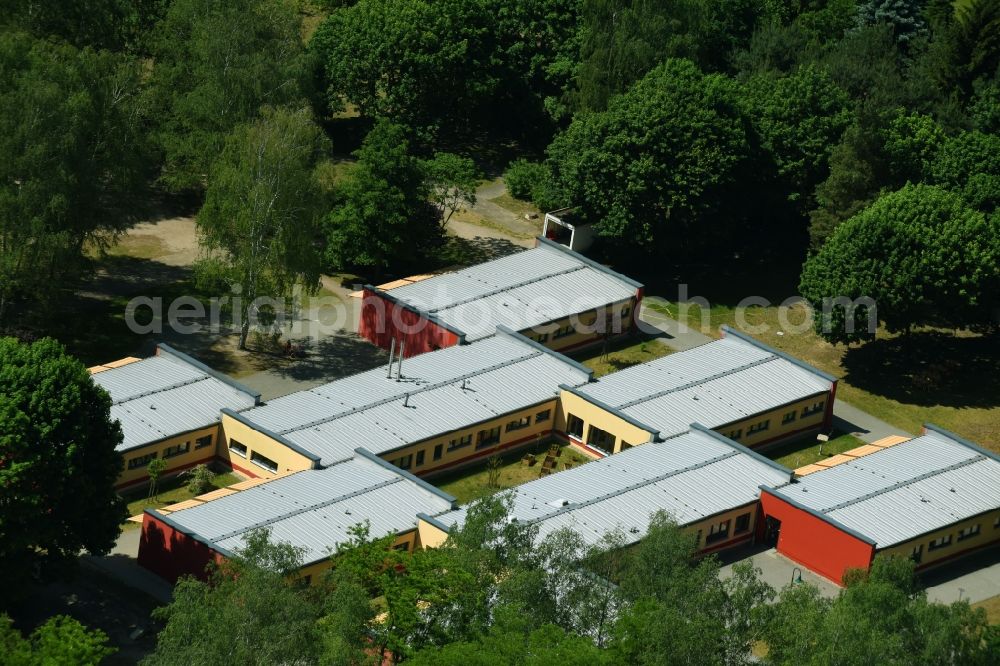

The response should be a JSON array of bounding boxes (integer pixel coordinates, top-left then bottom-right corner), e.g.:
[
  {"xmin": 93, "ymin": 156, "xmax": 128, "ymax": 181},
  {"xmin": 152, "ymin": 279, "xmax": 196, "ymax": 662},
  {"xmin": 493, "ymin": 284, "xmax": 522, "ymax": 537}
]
[{"xmin": 841, "ymin": 331, "xmax": 1000, "ymax": 409}]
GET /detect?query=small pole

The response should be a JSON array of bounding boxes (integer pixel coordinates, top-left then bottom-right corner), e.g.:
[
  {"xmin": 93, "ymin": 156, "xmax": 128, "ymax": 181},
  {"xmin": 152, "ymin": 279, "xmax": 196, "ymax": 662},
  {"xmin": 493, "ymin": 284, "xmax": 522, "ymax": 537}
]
[
  {"xmin": 386, "ymin": 339, "xmax": 396, "ymax": 379},
  {"xmin": 396, "ymin": 340, "xmax": 405, "ymax": 381}
]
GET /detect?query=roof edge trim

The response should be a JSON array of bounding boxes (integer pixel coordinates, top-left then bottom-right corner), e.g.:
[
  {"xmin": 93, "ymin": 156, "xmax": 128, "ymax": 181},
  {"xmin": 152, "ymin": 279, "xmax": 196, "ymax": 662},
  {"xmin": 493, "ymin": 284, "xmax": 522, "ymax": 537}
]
[
  {"xmin": 758, "ymin": 485, "xmax": 877, "ymax": 546},
  {"xmin": 145, "ymin": 508, "xmax": 238, "ymax": 559},
  {"xmin": 923, "ymin": 423, "xmax": 1000, "ymax": 464},
  {"xmin": 157, "ymin": 343, "xmax": 262, "ymax": 404},
  {"xmin": 558, "ymin": 384, "xmax": 660, "ymax": 438},
  {"xmin": 535, "ymin": 236, "xmax": 644, "ymax": 289},
  {"xmin": 719, "ymin": 326, "xmax": 838, "ymax": 384},
  {"xmin": 496, "ymin": 325, "xmax": 594, "ymax": 380},
  {"xmin": 220, "ymin": 408, "xmax": 321, "ymax": 464},
  {"xmin": 690, "ymin": 423, "xmax": 794, "ymax": 482},
  {"xmin": 354, "ymin": 447, "xmax": 457, "ymax": 507},
  {"xmin": 362, "ymin": 284, "xmax": 469, "ymax": 342}
]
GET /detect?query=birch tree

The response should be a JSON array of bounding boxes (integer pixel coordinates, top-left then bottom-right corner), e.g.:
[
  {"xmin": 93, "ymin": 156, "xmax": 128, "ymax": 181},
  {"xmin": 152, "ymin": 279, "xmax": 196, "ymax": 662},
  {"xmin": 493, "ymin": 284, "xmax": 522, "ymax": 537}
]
[{"xmin": 197, "ymin": 106, "xmax": 326, "ymax": 350}]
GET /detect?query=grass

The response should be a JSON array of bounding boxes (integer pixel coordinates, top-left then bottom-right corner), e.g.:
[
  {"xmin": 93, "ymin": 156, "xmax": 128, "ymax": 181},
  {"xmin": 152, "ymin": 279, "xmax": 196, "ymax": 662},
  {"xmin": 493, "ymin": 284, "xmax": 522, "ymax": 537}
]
[
  {"xmin": 434, "ymin": 441, "xmax": 594, "ymax": 505},
  {"xmin": 573, "ymin": 336, "xmax": 674, "ymax": 378},
  {"xmin": 489, "ymin": 192, "xmax": 541, "ymax": 219},
  {"xmin": 645, "ymin": 300, "xmax": 1000, "ymax": 452},
  {"xmin": 103, "ymin": 234, "xmax": 170, "ymax": 261},
  {"xmin": 451, "ymin": 208, "xmax": 537, "ymax": 240},
  {"xmin": 769, "ymin": 432, "xmax": 868, "ymax": 470},
  {"xmin": 120, "ymin": 470, "xmax": 242, "ymax": 530},
  {"xmin": 973, "ymin": 595, "xmax": 1000, "ymax": 625}
]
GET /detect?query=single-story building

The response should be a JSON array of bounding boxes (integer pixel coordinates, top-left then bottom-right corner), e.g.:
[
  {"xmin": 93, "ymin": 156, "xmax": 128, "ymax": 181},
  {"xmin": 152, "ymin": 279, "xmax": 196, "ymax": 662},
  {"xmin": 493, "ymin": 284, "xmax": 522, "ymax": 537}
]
[
  {"xmin": 759, "ymin": 424, "xmax": 1000, "ymax": 584},
  {"xmin": 90, "ymin": 344, "xmax": 260, "ymax": 490},
  {"xmin": 137, "ymin": 448, "xmax": 456, "ymax": 584},
  {"xmin": 555, "ymin": 326, "xmax": 837, "ymax": 456},
  {"xmin": 419, "ymin": 424, "xmax": 794, "ymax": 554},
  {"xmin": 215, "ymin": 327, "xmax": 593, "ymax": 480},
  {"xmin": 358, "ymin": 238, "xmax": 643, "ymax": 357}
]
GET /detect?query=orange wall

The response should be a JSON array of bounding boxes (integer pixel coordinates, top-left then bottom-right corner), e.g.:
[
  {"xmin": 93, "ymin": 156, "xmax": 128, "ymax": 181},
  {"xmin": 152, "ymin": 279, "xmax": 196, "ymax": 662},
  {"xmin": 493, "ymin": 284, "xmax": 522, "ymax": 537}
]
[{"xmin": 760, "ymin": 489, "xmax": 875, "ymax": 584}]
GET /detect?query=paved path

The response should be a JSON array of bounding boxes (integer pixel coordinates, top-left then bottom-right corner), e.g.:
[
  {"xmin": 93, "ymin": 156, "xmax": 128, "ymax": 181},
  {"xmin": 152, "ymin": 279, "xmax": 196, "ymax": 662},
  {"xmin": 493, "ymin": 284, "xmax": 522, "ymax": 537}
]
[
  {"xmin": 832, "ymin": 400, "xmax": 912, "ymax": 443},
  {"xmin": 637, "ymin": 298, "xmax": 714, "ymax": 351},
  {"xmin": 719, "ymin": 545, "xmax": 840, "ymax": 598},
  {"xmin": 82, "ymin": 529, "xmax": 173, "ymax": 605}
]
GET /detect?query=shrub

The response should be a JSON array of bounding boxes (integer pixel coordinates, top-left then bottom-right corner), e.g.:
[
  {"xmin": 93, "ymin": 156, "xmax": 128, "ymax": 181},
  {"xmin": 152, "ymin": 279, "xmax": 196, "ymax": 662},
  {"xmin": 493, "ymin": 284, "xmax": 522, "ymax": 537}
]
[
  {"xmin": 186, "ymin": 464, "xmax": 216, "ymax": 496},
  {"xmin": 504, "ymin": 159, "xmax": 549, "ymax": 201}
]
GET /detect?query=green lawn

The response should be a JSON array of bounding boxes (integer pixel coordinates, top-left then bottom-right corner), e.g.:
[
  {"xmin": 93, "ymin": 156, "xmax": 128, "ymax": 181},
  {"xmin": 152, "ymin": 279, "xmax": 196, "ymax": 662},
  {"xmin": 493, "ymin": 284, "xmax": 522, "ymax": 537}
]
[
  {"xmin": 434, "ymin": 442, "xmax": 594, "ymax": 505},
  {"xmin": 645, "ymin": 300, "xmax": 1000, "ymax": 452},
  {"xmin": 973, "ymin": 595, "xmax": 1000, "ymax": 625},
  {"xmin": 121, "ymin": 470, "xmax": 242, "ymax": 530},
  {"xmin": 573, "ymin": 336, "xmax": 674, "ymax": 378},
  {"xmin": 769, "ymin": 432, "xmax": 868, "ymax": 470}
]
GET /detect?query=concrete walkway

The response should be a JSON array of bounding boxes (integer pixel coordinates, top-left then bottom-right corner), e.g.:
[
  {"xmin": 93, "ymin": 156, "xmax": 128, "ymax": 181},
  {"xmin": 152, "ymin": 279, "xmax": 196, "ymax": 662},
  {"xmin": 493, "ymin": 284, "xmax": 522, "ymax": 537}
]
[
  {"xmin": 832, "ymin": 400, "xmax": 913, "ymax": 444},
  {"xmin": 719, "ymin": 545, "xmax": 839, "ymax": 598},
  {"xmin": 82, "ymin": 529, "xmax": 173, "ymax": 605},
  {"xmin": 637, "ymin": 299, "xmax": 714, "ymax": 351}
]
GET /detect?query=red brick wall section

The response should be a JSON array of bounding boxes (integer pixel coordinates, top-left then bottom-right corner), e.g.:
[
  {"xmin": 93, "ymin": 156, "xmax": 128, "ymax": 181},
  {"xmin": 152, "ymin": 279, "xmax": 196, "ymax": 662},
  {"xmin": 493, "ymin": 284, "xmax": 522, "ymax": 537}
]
[
  {"xmin": 759, "ymin": 489, "xmax": 875, "ymax": 584},
  {"xmin": 138, "ymin": 512, "xmax": 223, "ymax": 584},
  {"xmin": 358, "ymin": 288, "xmax": 460, "ymax": 357}
]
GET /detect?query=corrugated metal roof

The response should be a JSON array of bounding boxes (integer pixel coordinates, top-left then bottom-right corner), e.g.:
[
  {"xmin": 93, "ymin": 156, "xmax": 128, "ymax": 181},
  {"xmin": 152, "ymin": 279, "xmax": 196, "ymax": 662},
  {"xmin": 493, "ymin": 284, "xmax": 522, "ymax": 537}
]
[
  {"xmin": 239, "ymin": 333, "xmax": 592, "ymax": 466},
  {"xmin": 765, "ymin": 430, "xmax": 1000, "ymax": 547},
  {"xmin": 577, "ymin": 336, "xmax": 832, "ymax": 439},
  {"xmin": 159, "ymin": 454, "xmax": 454, "ymax": 565},
  {"xmin": 385, "ymin": 244, "xmax": 638, "ymax": 340},
  {"xmin": 434, "ymin": 428, "xmax": 792, "ymax": 547},
  {"xmin": 91, "ymin": 353, "xmax": 258, "ymax": 451}
]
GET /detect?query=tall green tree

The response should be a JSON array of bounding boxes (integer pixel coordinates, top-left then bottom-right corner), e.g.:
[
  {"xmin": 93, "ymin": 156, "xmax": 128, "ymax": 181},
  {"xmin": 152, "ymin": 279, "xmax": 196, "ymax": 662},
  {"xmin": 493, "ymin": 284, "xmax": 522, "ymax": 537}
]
[
  {"xmin": 1, "ymin": 614, "xmax": 115, "ymax": 665},
  {"xmin": 144, "ymin": 530, "xmax": 320, "ymax": 666},
  {"xmin": 147, "ymin": 0, "xmax": 314, "ymax": 191},
  {"xmin": 800, "ymin": 184, "xmax": 1000, "ymax": 343},
  {"xmin": 0, "ymin": 0, "xmax": 164, "ymax": 52},
  {"xmin": 197, "ymin": 106, "xmax": 327, "ymax": 350},
  {"xmin": 855, "ymin": 0, "xmax": 927, "ymax": 48},
  {"xmin": 0, "ymin": 31, "xmax": 146, "ymax": 324},
  {"xmin": 927, "ymin": 130, "xmax": 1000, "ymax": 213},
  {"xmin": 423, "ymin": 153, "xmax": 481, "ymax": 229},
  {"xmin": 323, "ymin": 120, "xmax": 439, "ymax": 276},
  {"xmin": 547, "ymin": 58, "xmax": 751, "ymax": 254},
  {"xmin": 0, "ymin": 338, "xmax": 126, "ymax": 605}
]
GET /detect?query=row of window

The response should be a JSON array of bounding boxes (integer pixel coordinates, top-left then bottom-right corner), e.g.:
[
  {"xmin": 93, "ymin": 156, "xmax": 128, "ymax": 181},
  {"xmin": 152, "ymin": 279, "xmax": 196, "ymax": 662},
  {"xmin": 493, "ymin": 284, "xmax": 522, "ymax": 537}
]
[
  {"xmin": 227, "ymin": 439, "xmax": 279, "ymax": 474},
  {"xmin": 726, "ymin": 400, "xmax": 827, "ymax": 441},
  {"xmin": 524, "ymin": 305, "xmax": 633, "ymax": 344},
  {"xmin": 697, "ymin": 513, "xmax": 752, "ymax": 548},
  {"xmin": 126, "ymin": 434, "xmax": 213, "ymax": 470},
  {"xmin": 911, "ymin": 518, "xmax": 999, "ymax": 563},
  {"xmin": 393, "ymin": 410, "xmax": 552, "ymax": 471}
]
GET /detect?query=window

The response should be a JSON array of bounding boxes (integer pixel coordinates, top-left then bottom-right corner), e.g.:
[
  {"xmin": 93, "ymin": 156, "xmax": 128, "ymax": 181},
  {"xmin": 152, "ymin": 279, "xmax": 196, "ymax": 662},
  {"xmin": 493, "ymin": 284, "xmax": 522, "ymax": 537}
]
[
  {"xmin": 396, "ymin": 454, "xmax": 413, "ymax": 470},
  {"xmin": 476, "ymin": 426, "xmax": 501, "ymax": 450},
  {"xmin": 995, "ymin": 516, "xmax": 1000, "ymax": 530},
  {"xmin": 928, "ymin": 534, "xmax": 952, "ymax": 551},
  {"xmin": 621, "ymin": 305, "xmax": 631, "ymax": 318},
  {"xmin": 747, "ymin": 420, "xmax": 770, "ymax": 435},
  {"xmin": 911, "ymin": 545, "xmax": 923, "ymax": 564},
  {"xmin": 706, "ymin": 520, "xmax": 731, "ymax": 545},
  {"xmin": 448, "ymin": 434, "xmax": 473, "ymax": 451},
  {"xmin": 552, "ymin": 323, "xmax": 576, "ymax": 339},
  {"xmin": 587, "ymin": 426, "xmax": 616, "ymax": 455},
  {"xmin": 415, "ymin": 450, "xmax": 425, "ymax": 467},
  {"xmin": 734, "ymin": 513, "xmax": 751, "ymax": 534},
  {"xmin": 728, "ymin": 428, "xmax": 742, "ymax": 440},
  {"xmin": 251, "ymin": 451, "xmax": 278, "ymax": 473},
  {"xmin": 566, "ymin": 414, "xmax": 584, "ymax": 439},
  {"xmin": 695, "ymin": 530, "xmax": 702, "ymax": 548},
  {"xmin": 163, "ymin": 441, "xmax": 190, "ymax": 458},
  {"xmin": 536, "ymin": 332, "xmax": 549, "ymax": 343},
  {"xmin": 535, "ymin": 409, "xmax": 551, "ymax": 424},
  {"xmin": 393, "ymin": 542, "xmax": 411, "ymax": 552},
  {"xmin": 229, "ymin": 440, "xmax": 248, "ymax": 458},
  {"xmin": 957, "ymin": 524, "xmax": 980, "ymax": 541},
  {"xmin": 127, "ymin": 452, "xmax": 157, "ymax": 470},
  {"xmin": 802, "ymin": 401, "xmax": 825, "ymax": 417},
  {"xmin": 781, "ymin": 411, "xmax": 797, "ymax": 424},
  {"xmin": 433, "ymin": 444, "xmax": 443, "ymax": 461},
  {"xmin": 506, "ymin": 416, "xmax": 532, "ymax": 432},
  {"xmin": 195, "ymin": 434, "xmax": 213, "ymax": 449}
]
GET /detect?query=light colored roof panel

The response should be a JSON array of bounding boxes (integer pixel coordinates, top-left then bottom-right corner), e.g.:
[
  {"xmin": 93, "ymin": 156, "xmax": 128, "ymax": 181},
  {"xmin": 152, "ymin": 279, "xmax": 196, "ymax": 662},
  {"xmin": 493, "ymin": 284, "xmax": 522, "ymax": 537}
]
[
  {"xmin": 765, "ymin": 430, "xmax": 1000, "ymax": 547},
  {"xmin": 160, "ymin": 455, "xmax": 453, "ymax": 565},
  {"xmin": 94, "ymin": 352, "xmax": 257, "ymax": 451},
  {"xmin": 435, "ymin": 428, "xmax": 791, "ymax": 546}
]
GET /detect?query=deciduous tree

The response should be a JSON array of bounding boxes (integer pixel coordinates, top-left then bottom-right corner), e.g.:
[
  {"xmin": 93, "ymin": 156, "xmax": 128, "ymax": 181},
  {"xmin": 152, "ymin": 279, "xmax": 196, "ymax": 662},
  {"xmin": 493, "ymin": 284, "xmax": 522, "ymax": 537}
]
[
  {"xmin": 423, "ymin": 153, "xmax": 481, "ymax": 228},
  {"xmin": 1, "ymin": 614, "xmax": 115, "ymax": 665}
]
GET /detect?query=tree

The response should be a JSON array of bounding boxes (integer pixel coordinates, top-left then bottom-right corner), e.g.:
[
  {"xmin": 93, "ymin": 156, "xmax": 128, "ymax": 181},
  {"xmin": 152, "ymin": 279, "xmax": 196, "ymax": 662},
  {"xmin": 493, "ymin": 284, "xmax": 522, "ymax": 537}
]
[
  {"xmin": 799, "ymin": 184, "xmax": 1000, "ymax": 343},
  {"xmin": 0, "ymin": 0, "xmax": 165, "ymax": 52},
  {"xmin": 144, "ymin": 529, "xmax": 320, "ymax": 666},
  {"xmin": 855, "ymin": 0, "xmax": 928, "ymax": 48},
  {"xmin": 147, "ymin": 0, "xmax": 314, "ymax": 191},
  {"xmin": 197, "ymin": 106, "xmax": 327, "ymax": 350},
  {"xmin": 323, "ymin": 120, "xmax": 439, "ymax": 276},
  {"xmin": 423, "ymin": 153, "xmax": 481, "ymax": 228},
  {"xmin": 185, "ymin": 463, "xmax": 215, "ymax": 495},
  {"xmin": 147, "ymin": 457, "xmax": 167, "ymax": 499},
  {"xmin": 928, "ymin": 130, "xmax": 1000, "ymax": 213},
  {"xmin": 0, "ymin": 614, "xmax": 115, "ymax": 665},
  {"xmin": 0, "ymin": 31, "xmax": 147, "ymax": 324},
  {"xmin": 742, "ymin": 65, "xmax": 852, "ymax": 218},
  {"xmin": 0, "ymin": 338, "xmax": 126, "ymax": 605},
  {"xmin": 310, "ymin": 0, "xmax": 499, "ymax": 135},
  {"xmin": 547, "ymin": 58, "xmax": 751, "ymax": 254}
]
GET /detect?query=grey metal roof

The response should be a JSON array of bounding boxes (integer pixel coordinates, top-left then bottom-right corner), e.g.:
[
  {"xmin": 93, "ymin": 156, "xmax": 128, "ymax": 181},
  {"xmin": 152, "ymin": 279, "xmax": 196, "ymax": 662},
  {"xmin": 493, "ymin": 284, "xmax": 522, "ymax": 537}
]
[
  {"xmin": 434, "ymin": 427, "xmax": 792, "ymax": 547},
  {"xmin": 91, "ymin": 352, "xmax": 258, "ymax": 452},
  {"xmin": 577, "ymin": 336, "xmax": 832, "ymax": 439},
  {"xmin": 155, "ymin": 453, "xmax": 454, "ymax": 565},
  {"xmin": 240, "ymin": 331, "xmax": 592, "ymax": 466},
  {"xmin": 764, "ymin": 430, "xmax": 1000, "ymax": 547},
  {"xmin": 385, "ymin": 243, "xmax": 638, "ymax": 341}
]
